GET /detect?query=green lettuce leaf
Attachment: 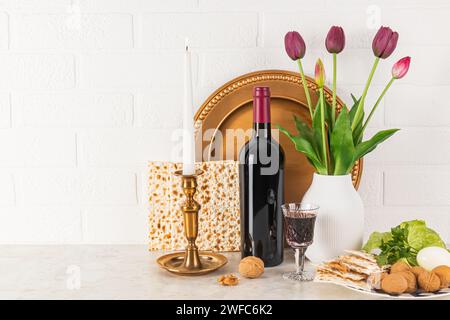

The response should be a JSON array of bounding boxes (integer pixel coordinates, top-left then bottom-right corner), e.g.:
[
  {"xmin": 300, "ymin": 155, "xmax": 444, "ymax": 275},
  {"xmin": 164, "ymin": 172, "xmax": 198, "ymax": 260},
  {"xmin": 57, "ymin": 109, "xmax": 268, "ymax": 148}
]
[
  {"xmin": 400, "ymin": 220, "xmax": 446, "ymax": 251},
  {"xmin": 363, "ymin": 231, "xmax": 392, "ymax": 253},
  {"xmin": 362, "ymin": 219, "xmax": 447, "ymax": 266}
]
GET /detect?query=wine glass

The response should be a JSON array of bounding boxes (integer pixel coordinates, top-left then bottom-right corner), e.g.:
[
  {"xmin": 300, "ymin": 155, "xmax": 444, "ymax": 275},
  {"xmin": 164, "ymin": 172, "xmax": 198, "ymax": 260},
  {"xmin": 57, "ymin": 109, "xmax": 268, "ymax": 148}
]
[{"xmin": 281, "ymin": 203, "xmax": 319, "ymax": 281}]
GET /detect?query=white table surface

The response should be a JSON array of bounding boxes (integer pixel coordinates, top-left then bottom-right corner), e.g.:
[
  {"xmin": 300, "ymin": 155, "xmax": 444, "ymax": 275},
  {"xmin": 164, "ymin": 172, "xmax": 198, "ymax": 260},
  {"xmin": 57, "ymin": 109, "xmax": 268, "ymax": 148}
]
[{"xmin": 0, "ymin": 245, "xmax": 447, "ymax": 300}]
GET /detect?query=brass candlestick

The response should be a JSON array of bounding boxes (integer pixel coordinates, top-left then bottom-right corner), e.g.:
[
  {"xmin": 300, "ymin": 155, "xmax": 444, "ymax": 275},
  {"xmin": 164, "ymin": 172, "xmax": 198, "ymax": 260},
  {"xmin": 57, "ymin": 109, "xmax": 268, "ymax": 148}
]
[{"xmin": 157, "ymin": 169, "xmax": 227, "ymax": 276}]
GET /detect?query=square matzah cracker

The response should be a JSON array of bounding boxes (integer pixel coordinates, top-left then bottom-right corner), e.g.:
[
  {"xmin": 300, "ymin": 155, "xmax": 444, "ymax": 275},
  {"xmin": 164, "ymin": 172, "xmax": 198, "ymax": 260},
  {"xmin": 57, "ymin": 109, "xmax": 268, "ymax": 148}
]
[{"xmin": 148, "ymin": 160, "xmax": 240, "ymax": 252}]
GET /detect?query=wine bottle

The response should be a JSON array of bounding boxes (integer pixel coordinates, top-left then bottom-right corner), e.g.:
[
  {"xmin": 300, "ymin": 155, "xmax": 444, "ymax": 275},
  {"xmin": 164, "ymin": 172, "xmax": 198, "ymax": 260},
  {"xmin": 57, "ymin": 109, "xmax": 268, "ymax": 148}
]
[{"xmin": 239, "ymin": 86, "xmax": 285, "ymax": 267}]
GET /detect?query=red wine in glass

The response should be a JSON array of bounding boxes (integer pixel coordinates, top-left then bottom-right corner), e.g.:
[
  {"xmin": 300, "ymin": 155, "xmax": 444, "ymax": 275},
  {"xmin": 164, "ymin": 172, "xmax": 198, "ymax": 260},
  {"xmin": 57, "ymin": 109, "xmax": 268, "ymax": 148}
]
[
  {"xmin": 281, "ymin": 203, "xmax": 319, "ymax": 281},
  {"xmin": 285, "ymin": 212, "xmax": 317, "ymax": 248}
]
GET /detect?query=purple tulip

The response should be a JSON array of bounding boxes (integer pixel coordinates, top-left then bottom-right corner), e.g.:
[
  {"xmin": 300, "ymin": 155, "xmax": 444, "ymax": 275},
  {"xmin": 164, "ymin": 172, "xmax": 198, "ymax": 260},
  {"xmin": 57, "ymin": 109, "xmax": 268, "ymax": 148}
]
[
  {"xmin": 325, "ymin": 26, "xmax": 345, "ymax": 54},
  {"xmin": 372, "ymin": 26, "xmax": 399, "ymax": 59},
  {"xmin": 284, "ymin": 31, "xmax": 306, "ymax": 60},
  {"xmin": 392, "ymin": 56, "xmax": 411, "ymax": 79}
]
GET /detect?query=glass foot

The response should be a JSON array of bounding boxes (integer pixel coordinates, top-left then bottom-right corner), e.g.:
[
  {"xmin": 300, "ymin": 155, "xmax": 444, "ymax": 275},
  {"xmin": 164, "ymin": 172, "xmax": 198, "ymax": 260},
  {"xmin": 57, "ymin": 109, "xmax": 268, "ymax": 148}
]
[{"xmin": 283, "ymin": 270, "xmax": 315, "ymax": 281}]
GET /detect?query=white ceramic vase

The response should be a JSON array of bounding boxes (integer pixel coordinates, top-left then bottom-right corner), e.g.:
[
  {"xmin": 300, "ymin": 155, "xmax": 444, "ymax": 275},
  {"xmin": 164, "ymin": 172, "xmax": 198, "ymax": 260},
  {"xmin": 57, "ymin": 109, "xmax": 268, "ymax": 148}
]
[{"xmin": 301, "ymin": 173, "xmax": 364, "ymax": 262}]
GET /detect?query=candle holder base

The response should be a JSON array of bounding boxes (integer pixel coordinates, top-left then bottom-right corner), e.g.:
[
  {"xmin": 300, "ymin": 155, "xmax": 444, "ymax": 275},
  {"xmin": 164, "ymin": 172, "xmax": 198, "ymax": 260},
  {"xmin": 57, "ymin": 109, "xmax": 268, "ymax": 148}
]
[
  {"xmin": 156, "ymin": 169, "xmax": 228, "ymax": 276},
  {"xmin": 157, "ymin": 251, "xmax": 227, "ymax": 276}
]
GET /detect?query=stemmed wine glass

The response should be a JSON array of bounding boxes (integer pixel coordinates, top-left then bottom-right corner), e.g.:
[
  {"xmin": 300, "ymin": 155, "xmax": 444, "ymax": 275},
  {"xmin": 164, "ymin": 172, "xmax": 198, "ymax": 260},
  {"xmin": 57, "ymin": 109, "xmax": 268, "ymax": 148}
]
[{"xmin": 281, "ymin": 203, "xmax": 319, "ymax": 281}]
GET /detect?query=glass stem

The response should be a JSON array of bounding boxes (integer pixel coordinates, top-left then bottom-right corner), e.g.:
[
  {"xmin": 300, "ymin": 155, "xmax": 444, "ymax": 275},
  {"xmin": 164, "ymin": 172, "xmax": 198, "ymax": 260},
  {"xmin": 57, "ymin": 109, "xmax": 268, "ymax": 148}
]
[{"xmin": 295, "ymin": 247, "xmax": 307, "ymax": 274}]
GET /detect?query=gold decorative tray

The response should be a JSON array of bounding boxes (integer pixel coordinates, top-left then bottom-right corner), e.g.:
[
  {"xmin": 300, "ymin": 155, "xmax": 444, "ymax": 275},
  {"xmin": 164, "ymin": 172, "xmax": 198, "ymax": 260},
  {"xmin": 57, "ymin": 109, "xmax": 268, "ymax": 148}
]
[{"xmin": 194, "ymin": 70, "xmax": 362, "ymax": 203}]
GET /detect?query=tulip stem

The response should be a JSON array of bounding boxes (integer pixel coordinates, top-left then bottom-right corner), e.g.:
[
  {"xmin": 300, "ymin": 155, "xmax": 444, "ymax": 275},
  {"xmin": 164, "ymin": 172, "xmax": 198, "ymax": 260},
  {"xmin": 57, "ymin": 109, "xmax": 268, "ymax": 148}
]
[
  {"xmin": 362, "ymin": 77, "xmax": 395, "ymax": 133},
  {"xmin": 319, "ymin": 88, "xmax": 328, "ymax": 173},
  {"xmin": 351, "ymin": 57, "xmax": 380, "ymax": 131},
  {"xmin": 331, "ymin": 53, "xmax": 337, "ymax": 127},
  {"xmin": 297, "ymin": 59, "xmax": 313, "ymax": 119}
]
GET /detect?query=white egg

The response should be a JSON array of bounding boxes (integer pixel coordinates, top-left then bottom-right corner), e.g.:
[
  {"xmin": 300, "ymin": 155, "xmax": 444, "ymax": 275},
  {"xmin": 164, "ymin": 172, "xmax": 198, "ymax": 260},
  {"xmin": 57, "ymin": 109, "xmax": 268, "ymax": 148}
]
[{"xmin": 417, "ymin": 246, "xmax": 450, "ymax": 271}]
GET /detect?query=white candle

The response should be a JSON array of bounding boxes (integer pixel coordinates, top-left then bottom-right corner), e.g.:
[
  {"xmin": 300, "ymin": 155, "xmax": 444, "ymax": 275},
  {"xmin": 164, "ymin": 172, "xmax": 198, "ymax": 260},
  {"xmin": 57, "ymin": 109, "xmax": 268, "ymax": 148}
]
[{"xmin": 182, "ymin": 38, "xmax": 195, "ymax": 175}]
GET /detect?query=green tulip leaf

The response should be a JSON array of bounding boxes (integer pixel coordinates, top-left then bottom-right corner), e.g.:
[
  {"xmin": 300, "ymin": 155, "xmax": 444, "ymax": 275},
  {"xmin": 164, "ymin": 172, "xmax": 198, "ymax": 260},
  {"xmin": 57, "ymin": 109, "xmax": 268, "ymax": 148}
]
[
  {"xmin": 348, "ymin": 95, "xmax": 364, "ymax": 144},
  {"xmin": 330, "ymin": 108, "xmax": 355, "ymax": 175},
  {"xmin": 277, "ymin": 124, "xmax": 326, "ymax": 174},
  {"xmin": 312, "ymin": 99, "xmax": 326, "ymax": 163},
  {"xmin": 348, "ymin": 94, "xmax": 361, "ymax": 123},
  {"xmin": 323, "ymin": 98, "xmax": 335, "ymax": 133},
  {"xmin": 353, "ymin": 128, "xmax": 400, "ymax": 161},
  {"xmin": 293, "ymin": 115, "xmax": 314, "ymax": 143},
  {"xmin": 293, "ymin": 115, "xmax": 321, "ymax": 160},
  {"xmin": 353, "ymin": 126, "xmax": 364, "ymax": 145}
]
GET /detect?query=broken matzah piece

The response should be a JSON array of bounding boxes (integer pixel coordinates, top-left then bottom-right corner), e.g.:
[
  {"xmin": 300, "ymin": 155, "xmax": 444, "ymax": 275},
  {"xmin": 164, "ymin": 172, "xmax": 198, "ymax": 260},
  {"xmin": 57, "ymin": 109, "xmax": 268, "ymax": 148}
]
[
  {"xmin": 148, "ymin": 160, "xmax": 240, "ymax": 252},
  {"xmin": 314, "ymin": 250, "xmax": 387, "ymax": 291}
]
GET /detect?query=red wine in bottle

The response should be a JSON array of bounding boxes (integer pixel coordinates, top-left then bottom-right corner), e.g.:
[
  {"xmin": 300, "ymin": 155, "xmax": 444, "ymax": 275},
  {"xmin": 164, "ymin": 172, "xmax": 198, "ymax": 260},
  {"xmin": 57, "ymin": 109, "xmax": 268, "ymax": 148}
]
[{"xmin": 239, "ymin": 86, "xmax": 285, "ymax": 267}]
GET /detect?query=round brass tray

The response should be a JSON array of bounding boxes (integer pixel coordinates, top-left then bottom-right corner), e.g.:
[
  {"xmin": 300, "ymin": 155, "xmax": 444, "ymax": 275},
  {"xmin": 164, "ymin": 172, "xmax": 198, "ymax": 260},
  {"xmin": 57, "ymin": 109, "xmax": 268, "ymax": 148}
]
[
  {"xmin": 157, "ymin": 252, "xmax": 228, "ymax": 276},
  {"xmin": 195, "ymin": 70, "xmax": 362, "ymax": 203}
]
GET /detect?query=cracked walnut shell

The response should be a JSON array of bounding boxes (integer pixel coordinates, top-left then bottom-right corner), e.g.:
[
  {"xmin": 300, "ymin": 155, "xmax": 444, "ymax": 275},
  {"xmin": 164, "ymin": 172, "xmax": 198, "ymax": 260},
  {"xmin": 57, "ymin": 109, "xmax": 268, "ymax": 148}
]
[
  {"xmin": 239, "ymin": 256, "xmax": 264, "ymax": 279},
  {"xmin": 218, "ymin": 274, "xmax": 239, "ymax": 286}
]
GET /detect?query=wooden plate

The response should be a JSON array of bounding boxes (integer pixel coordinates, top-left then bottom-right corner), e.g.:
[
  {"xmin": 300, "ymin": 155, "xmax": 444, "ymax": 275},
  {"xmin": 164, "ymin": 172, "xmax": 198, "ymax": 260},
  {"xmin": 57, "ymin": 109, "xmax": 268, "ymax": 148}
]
[{"xmin": 194, "ymin": 70, "xmax": 362, "ymax": 203}]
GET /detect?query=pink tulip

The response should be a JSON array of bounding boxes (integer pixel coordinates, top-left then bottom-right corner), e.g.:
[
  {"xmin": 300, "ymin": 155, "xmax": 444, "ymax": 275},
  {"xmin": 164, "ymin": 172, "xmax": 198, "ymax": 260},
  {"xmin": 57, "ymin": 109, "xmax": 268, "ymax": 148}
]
[
  {"xmin": 284, "ymin": 31, "xmax": 306, "ymax": 60},
  {"xmin": 372, "ymin": 26, "xmax": 399, "ymax": 59},
  {"xmin": 325, "ymin": 26, "xmax": 345, "ymax": 54},
  {"xmin": 392, "ymin": 56, "xmax": 411, "ymax": 79},
  {"xmin": 314, "ymin": 59, "xmax": 325, "ymax": 87}
]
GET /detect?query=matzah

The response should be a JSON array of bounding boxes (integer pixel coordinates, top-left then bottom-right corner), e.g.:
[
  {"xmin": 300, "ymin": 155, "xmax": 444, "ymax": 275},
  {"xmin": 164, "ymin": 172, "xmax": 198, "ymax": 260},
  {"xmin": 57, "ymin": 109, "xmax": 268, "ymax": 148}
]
[
  {"xmin": 148, "ymin": 160, "xmax": 240, "ymax": 252},
  {"xmin": 314, "ymin": 250, "xmax": 387, "ymax": 291}
]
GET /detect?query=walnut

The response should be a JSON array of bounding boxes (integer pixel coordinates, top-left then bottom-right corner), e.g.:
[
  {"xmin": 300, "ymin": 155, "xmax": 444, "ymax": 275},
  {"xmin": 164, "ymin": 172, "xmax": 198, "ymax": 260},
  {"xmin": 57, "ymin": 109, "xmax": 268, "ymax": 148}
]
[
  {"xmin": 381, "ymin": 273, "xmax": 408, "ymax": 295},
  {"xmin": 410, "ymin": 266, "xmax": 427, "ymax": 278},
  {"xmin": 432, "ymin": 265, "xmax": 450, "ymax": 289},
  {"xmin": 238, "ymin": 256, "xmax": 264, "ymax": 279},
  {"xmin": 218, "ymin": 274, "xmax": 239, "ymax": 286},
  {"xmin": 396, "ymin": 271, "xmax": 417, "ymax": 293},
  {"xmin": 418, "ymin": 271, "xmax": 441, "ymax": 292},
  {"xmin": 390, "ymin": 261, "xmax": 410, "ymax": 273}
]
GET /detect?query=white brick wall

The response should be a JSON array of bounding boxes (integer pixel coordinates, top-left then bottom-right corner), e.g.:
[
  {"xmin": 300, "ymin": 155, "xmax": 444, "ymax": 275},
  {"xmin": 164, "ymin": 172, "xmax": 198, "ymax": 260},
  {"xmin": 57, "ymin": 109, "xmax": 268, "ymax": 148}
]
[
  {"xmin": 16, "ymin": 169, "xmax": 137, "ymax": 205},
  {"xmin": 79, "ymin": 53, "xmax": 185, "ymax": 88},
  {"xmin": 0, "ymin": 54, "xmax": 75, "ymax": 89},
  {"xmin": 0, "ymin": 172, "xmax": 15, "ymax": 205},
  {"xmin": 141, "ymin": 13, "xmax": 258, "ymax": 49},
  {"xmin": 0, "ymin": 129, "xmax": 76, "ymax": 167},
  {"xmin": 0, "ymin": 0, "xmax": 448, "ymax": 244},
  {"xmin": 10, "ymin": 13, "xmax": 133, "ymax": 49},
  {"xmin": 13, "ymin": 92, "xmax": 133, "ymax": 127},
  {"xmin": 0, "ymin": 94, "xmax": 11, "ymax": 128}
]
